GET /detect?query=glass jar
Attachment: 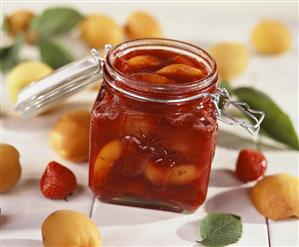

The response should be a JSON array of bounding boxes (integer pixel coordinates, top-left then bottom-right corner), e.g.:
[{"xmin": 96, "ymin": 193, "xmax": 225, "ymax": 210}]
[
  {"xmin": 16, "ymin": 38, "xmax": 265, "ymax": 213},
  {"xmin": 90, "ymin": 39, "xmax": 219, "ymax": 212}
]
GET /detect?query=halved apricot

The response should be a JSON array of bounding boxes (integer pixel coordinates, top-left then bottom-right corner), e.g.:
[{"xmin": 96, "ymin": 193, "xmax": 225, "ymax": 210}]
[
  {"xmin": 168, "ymin": 164, "xmax": 201, "ymax": 185},
  {"xmin": 145, "ymin": 162, "xmax": 201, "ymax": 186},
  {"xmin": 93, "ymin": 140, "xmax": 122, "ymax": 181},
  {"xmin": 127, "ymin": 55, "xmax": 160, "ymax": 70},
  {"xmin": 122, "ymin": 113, "xmax": 159, "ymax": 139},
  {"xmin": 144, "ymin": 162, "xmax": 171, "ymax": 186},
  {"xmin": 156, "ymin": 63, "xmax": 204, "ymax": 82},
  {"xmin": 171, "ymin": 55, "xmax": 198, "ymax": 67},
  {"xmin": 131, "ymin": 72, "xmax": 173, "ymax": 84}
]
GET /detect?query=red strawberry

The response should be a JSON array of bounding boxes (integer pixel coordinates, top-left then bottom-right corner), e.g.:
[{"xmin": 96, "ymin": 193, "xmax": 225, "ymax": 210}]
[
  {"xmin": 40, "ymin": 161, "xmax": 77, "ymax": 199},
  {"xmin": 235, "ymin": 149, "xmax": 267, "ymax": 182}
]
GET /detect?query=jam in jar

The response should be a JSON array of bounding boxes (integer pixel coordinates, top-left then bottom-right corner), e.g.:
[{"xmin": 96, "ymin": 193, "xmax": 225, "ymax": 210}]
[
  {"xmin": 15, "ymin": 38, "xmax": 264, "ymax": 212},
  {"xmin": 89, "ymin": 39, "xmax": 219, "ymax": 212}
]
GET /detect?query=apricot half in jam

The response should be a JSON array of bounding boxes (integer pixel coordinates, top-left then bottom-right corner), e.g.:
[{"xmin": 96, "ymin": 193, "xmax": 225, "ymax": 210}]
[
  {"xmin": 156, "ymin": 63, "xmax": 204, "ymax": 82},
  {"xmin": 127, "ymin": 55, "xmax": 161, "ymax": 71},
  {"xmin": 145, "ymin": 163, "xmax": 202, "ymax": 186},
  {"xmin": 131, "ymin": 73, "xmax": 173, "ymax": 84},
  {"xmin": 93, "ymin": 140, "xmax": 122, "ymax": 180},
  {"xmin": 123, "ymin": 114, "xmax": 158, "ymax": 138},
  {"xmin": 168, "ymin": 164, "xmax": 202, "ymax": 185},
  {"xmin": 144, "ymin": 162, "xmax": 171, "ymax": 186}
]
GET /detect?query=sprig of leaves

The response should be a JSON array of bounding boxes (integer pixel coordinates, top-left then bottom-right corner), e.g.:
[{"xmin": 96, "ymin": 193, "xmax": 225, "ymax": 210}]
[
  {"xmin": 1, "ymin": 7, "xmax": 83, "ymax": 72},
  {"xmin": 220, "ymin": 81, "xmax": 299, "ymax": 150},
  {"xmin": 197, "ymin": 213, "xmax": 242, "ymax": 247},
  {"xmin": 0, "ymin": 34, "xmax": 23, "ymax": 72},
  {"xmin": 234, "ymin": 87, "xmax": 299, "ymax": 150},
  {"xmin": 31, "ymin": 7, "xmax": 83, "ymax": 68},
  {"xmin": 38, "ymin": 38, "xmax": 74, "ymax": 69},
  {"xmin": 30, "ymin": 7, "xmax": 83, "ymax": 36},
  {"xmin": 0, "ymin": 7, "xmax": 83, "ymax": 72}
]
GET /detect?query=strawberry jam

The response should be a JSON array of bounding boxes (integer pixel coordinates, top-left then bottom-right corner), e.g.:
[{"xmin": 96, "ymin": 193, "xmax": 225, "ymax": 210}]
[{"xmin": 89, "ymin": 39, "xmax": 219, "ymax": 212}]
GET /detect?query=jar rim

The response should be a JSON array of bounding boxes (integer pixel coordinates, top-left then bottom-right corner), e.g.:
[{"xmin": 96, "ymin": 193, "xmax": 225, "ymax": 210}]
[{"xmin": 104, "ymin": 38, "xmax": 218, "ymax": 102}]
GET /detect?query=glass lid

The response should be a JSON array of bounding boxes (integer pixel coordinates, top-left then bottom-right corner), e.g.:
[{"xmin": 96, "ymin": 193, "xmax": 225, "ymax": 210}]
[{"xmin": 15, "ymin": 47, "xmax": 111, "ymax": 117}]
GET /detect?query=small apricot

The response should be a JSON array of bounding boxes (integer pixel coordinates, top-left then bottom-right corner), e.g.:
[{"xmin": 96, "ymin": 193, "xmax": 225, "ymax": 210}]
[
  {"xmin": 5, "ymin": 10, "xmax": 37, "ymax": 43},
  {"xmin": 80, "ymin": 14, "xmax": 124, "ymax": 49},
  {"xmin": 0, "ymin": 143, "xmax": 21, "ymax": 193},
  {"xmin": 251, "ymin": 20, "xmax": 291, "ymax": 54},
  {"xmin": 210, "ymin": 43, "xmax": 248, "ymax": 80},
  {"xmin": 125, "ymin": 11, "xmax": 162, "ymax": 39},
  {"xmin": 50, "ymin": 110, "xmax": 90, "ymax": 163},
  {"xmin": 7, "ymin": 61, "xmax": 53, "ymax": 102},
  {"xmin": 42, "ymin": 209, "xmax": 101, "ymax": 247},
  {"xmin": 251, "ymin": 174, "xmax": 299, "ymax": 220}
]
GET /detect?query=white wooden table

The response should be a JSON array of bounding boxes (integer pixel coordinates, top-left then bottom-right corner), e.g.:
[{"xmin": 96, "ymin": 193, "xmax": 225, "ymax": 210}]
[{"xmin": 1, "ymin": 2, "xmax": 298, "ymax": 246}]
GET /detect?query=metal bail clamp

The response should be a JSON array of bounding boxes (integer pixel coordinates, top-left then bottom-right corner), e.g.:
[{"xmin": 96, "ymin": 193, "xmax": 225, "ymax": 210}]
[
  {"xmin": 210, "ymin": 87, "xmax": 265, "ymax": 135},
  {"xmin": 91, "ymin": 44, "xmax": 112, "ymax": 75}
]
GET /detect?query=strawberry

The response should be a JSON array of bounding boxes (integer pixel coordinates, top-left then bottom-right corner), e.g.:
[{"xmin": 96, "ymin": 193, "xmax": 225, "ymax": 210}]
[
  {"xmin": 40, "ymin": 161, "xmax": 77, "ymax": 199},
  {"xmin": 235, "ymin": 149, "xmax": 267, "ymax": 182}
]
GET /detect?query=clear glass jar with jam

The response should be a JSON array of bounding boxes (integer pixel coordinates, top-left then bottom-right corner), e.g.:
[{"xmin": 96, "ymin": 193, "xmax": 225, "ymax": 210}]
[{"xmin": 16, "ymin": 38, "xmax": 265, "ymax": 213}]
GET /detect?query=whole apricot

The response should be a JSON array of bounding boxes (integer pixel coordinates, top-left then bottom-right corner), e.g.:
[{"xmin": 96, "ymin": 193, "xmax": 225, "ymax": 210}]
[
  {"xmin": 7, "ymin": 61, "xmax": 53, "ymax": 102},
  {"xmin": 251, "ymin": 20, "xmax": 291, "ymax": 54},
  {"xmin": 125, "ymin": 11, "xmax": 162, "ymax": 39},
  {"xmin": 5, "ymin": 10, "xmax": 37, "ymax": 43},
  {"xmin": 80, "ymin": 14, "xmax": 124, "ymax": 49},
  {"xmin": 251, "ymin": 174, "xmax": 299, "ymax": 220},
  {"xmin": 0, "ymin": 143, "xmax": 21, "ymax": 193},
  {"xmin": 210, "ymin": 43, "xmax": 248, "ymax": 80},
  {"xmin": 6, "ymin": 10, "xmax": 34, "ymax": 34},
  {"xmin": 50, "ymin": 110, "xmax": 90, "ymax": 163},
  {"xmin": 42, "ymin": 209, "xmax": 101, "ymax": 247}
]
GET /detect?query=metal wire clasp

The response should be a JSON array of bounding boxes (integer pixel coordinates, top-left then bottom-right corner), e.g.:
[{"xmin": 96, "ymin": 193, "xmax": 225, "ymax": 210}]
[
  {"xmin": 91, "ymin": 44, "xmax": 112, "ymax": 74},
  {"xmin": 211, "ymin": 88, "xmax": 265, "ymax": 135}
]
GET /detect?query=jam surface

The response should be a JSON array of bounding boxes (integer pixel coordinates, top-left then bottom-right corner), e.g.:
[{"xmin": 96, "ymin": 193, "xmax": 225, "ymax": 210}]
[
  {"xmin": 89, "ymin": 48, "xmax": 218, "ymax": 212},
  {"xmin": 113, "ymin": 49, "xmax": 208, "ymax": 83}
]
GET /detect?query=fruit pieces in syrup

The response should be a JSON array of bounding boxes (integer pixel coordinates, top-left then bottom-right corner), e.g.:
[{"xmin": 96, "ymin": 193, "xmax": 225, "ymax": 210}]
[{"xmin": 114, "ymin": 49, "xmax": 208, "ymax": 84}]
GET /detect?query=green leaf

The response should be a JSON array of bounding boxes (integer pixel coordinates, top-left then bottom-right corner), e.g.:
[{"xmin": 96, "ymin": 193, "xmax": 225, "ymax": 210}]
[
  {"xmin": 220, "ymin": 80, "xmax": 233, "ymax": 95},
  {"xmin": 31, "ymin": 7, "xmax": 83, "ymax": 36},
  {"xmin": 234, "ymin": 87, "xmax": 299, "ymax": 150},
  {"xmin": 0, "ymin": 34, "xmax": 23, "ymax": 72},
  {"xmin": 38, "ymin": 38, "xmax": 74, "ymax": 69},
  {"xmin": 197, "ymin": 213, "xmax": 242, "ymax": 247}
]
